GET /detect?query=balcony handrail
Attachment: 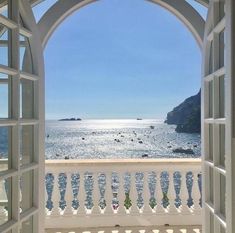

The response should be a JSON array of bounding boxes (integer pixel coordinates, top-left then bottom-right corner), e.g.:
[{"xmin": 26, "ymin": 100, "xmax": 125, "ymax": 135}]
[{"xmin": 44, "ymin": 158, "xmax": 202, "ymax": 229}]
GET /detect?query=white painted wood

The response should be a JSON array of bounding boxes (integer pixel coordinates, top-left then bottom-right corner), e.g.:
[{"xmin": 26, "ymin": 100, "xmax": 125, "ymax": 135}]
[{"xmin": 37, "ymin": 0, "xmax": 205, "ymax": 50}]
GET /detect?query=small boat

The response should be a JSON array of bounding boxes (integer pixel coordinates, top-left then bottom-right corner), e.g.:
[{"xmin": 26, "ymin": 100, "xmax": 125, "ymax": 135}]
[
  {"xmin": 137, "ymin": 118, "xmax": 142, "ymax": 120},
  {"xmin": 150, "ymin": 125, "xmax": 155, "ymax": 129}
]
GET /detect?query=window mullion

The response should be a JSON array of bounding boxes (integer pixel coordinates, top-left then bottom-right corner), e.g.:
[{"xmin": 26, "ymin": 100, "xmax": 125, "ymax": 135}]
[{"xmin": 8, "ymin": 0, "xmax": 20, "ymax": 231}]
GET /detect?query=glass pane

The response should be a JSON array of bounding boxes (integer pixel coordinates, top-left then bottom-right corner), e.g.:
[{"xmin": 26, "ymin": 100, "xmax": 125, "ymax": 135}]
[
  {"xmin": 219, "ymin": 125, "xmax": 225, "ymax": 168},
  {"xmin": 0, "ymin": 73, "xmax": 9, "ymax": 118},
  {"xmin": 20, "ymin": 170, "xmax": 33, "ymax": 212},
  {"xmin": 220, "ymin": 174, "xmax": 226, "ymax": 218},
  {"xmin": 0, "ymin": 177, "xmax": 11, "ymax": 225},
  {"xmin": 219, "ymin": 30, "xmax": 225, "ymax": 68},
  {"xmin": 20, "ymin": 79, "xmax": 34, "ymax": 119},
  {"xmin": 220, "ymin": 225, "xmax": 226, "ymax": 233},
  {"xmin": 208, "ymin": 81, "xmax": 214, "ymax": 118},
  {"xmin": 208, "ymin": 124, "xmax": 213, "ymax": 162},
  {"xmin": 210, "ymin": 211, "xmax": 214, "ymax": 232},
  {"xmin": 20, "ymin": 215, "xmax": 33, "ymax": 233},
  {"xmin": 0, "ymin": 24, "xmax": 9, "ymax": 66},
  {"xmin": 209, "ymin": 41, "xmax": 213, "ymax": 74},
  {"xmin": 219, "ymin": 1, "xmax": 225, "ymax": 20},
  {"xmin": 0, "ymin": 126, "xmax": 10, "ymax": 172},
  {"xmin": 219, "ymin": 76, "xmax": 225, "ymax": 118},
  {"xmin": 209, "ymin": 167, "xmax": 214, "ymax": 205},
  {"xmin": 19, "ymin": 35, "xmax": 33, "ymax": 73},
  {"xmin": 0, "ymin": 0, "xmax": 8, "ymax": 17},
  {"xmin": 20, "ymin": 125, "xmax": 34, "ymax": 166}
]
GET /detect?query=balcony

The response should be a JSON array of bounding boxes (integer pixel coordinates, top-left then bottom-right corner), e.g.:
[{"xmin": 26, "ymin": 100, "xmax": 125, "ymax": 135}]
[{"xmin": 0, "ymin": 158, "xmax": 202, "ymax": 232}]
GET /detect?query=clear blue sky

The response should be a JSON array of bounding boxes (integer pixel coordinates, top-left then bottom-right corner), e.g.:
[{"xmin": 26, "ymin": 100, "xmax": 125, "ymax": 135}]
[{"xmin": 33, "ymin": 0, "xmax": 207, "ymax": 120}]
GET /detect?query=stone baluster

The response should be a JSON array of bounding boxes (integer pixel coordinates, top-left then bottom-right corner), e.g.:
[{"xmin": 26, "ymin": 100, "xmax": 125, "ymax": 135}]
[
  {"xmin": 129, "ymin": 172, "xmax": 138, "ymax": 214},
  {"xmin": 118, "ymin": 172, "xmax": 126, "ymax": 214},
  {"xmin": 78, "ymin": 171, "xmax": 86, "ymax": 215},
  {"xmin": 51, "ymin": 172, "xmax": 60, "ymax": 216},
  {"xmin": 191, "ymin": 171, "xmax": 201, "ymax": 212},
  {"xmin": 180, "ymin": 171, "xmax": 189, "ymax": 213},
  {"xmin": 0, "ymin": 180, "xmax": 7, "ymax": 219},
  {"xmin": 92, "ymin": 172, "xmax": 100, "ymax": 214},
  {"xmin": 156, "ymin": 171, "xmax": 164, "ymax": 213},
  {"xmin": 167, "ymin": 171, "xmax": 177, "ymax": 213},
  {"xmin": 104, "ymin": 172, "xmax": 113, "ymax": 214},
  {"xmin": 64, "ymin": 173, "xmax": 73, "ymax": 215},
  {"xmin": 143, "ymin": 172, "xmax": 152, "ymax": 214}
]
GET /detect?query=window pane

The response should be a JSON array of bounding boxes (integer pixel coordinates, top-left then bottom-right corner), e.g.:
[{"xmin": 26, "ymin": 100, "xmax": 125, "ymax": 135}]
[
  {"xmin": 219, "ymin": 125, "xmax": 225, "ymax": 168},
  {"xmin": 219, "ymin": 76, "xmax": 225, "ymax": 118},
  {"xmin": 209, "ymin": 124, "xmax": 214, "ymax": 162},
  {"xmin": 209, "ymin": 167, "xmax": 214, "ymax": 205},
  {"xmin": 210, "ymin": 211, "xmax": 214, "ymax": 232},
  {"xmin": 0, "ymin": 126, "xmax": 10, "ymax": 172},
  {"xmin": 0, "ymin": 0, "xmax": 8, "ymax": 18},
  {"xmin": 209, "ymin": 41, "xmax": 213, "ymax": 74},
  {"xmin": 20, "ymin": 125, "xmax": 34, "ymax": 166},
  {"xmin": 20, "ymin": 79, "xmax": 34, "ymax": 119},
  {"xmin": 20, "ymin": 215, "xmax": 33, "ymax": 233},
  {"xmin": 208, "ymin": 81, "xmax": 214, "ymax": 118},
  {"xmin": 19, "ymin": 35, "xmax": 33, "ymax": 73},
  {"xmin": 219, "ymin": 30, "xmax": 225, "ymax": 68},
  {"xmin": 0, "ymin": 177, "xmax": 11, "ymax": 225},
  {"xmin": 0, "ymin": 24, "xmax": 9, "ymax": 66},
  {"xmin": 20, "ymin": 170, "xmax": 33, "ymax": 213},
  {"xmin": 219, "ymin": 0, "xmax": 225, "ymax": 20},
  {"xmin": 220, "ymin": 225, "xmax": 226, "ymax": 233},
  {"xmin": 0, "ymin": 73, "xmax": 9, "ymax": 118},
  {"xmin": 220, "ymin": 174, "xmax": 226, "ymax": 218}
]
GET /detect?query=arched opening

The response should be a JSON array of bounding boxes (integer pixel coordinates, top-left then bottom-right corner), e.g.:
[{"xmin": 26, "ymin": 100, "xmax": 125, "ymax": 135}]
[
  {"xmin": 41, "ymin": 0, "xmax": 204, "ymax": 160},
  {"xmin": 36, "ymin": 0, "xmax": 206, "ymax": 229},
  {"xmin": 0, "ymin": 0, "xmax": 233, "ymax": 233}
]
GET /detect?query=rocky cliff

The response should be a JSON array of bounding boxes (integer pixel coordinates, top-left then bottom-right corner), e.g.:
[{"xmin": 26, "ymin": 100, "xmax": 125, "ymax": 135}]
[{"xmin": 165, "ymin": 90, "xmax": 201, "ymax": 133}]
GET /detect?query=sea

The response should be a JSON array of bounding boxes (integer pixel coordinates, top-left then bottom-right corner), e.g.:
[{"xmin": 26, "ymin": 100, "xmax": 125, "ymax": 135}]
[
  {"xmin": 44, "ymin": 119, "xmax": 201, "ymax": 210},
  {"xmin": 0, "ymin": 119, "xmax": 201, "ymax": 210},
  {"xmin": 0, "ymin": 119, "xmax": 201, "ymax": 159},
  {"xmin": 45, "ymin": 119, "xmax": 201, "ymax": 160}
]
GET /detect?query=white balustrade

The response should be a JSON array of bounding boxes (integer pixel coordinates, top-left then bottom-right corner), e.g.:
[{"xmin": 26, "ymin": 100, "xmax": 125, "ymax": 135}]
[
  {"xmin": 168, "ymin": 171, "xmax": 177, "ymax": 213},
  {"xmin": 192, "ymin": 171, "xmax": 202, "ymax": 212},
  {"xmin": 180, "ymin": 171, "xmax": 189, "ymax": 213},
  {"xmin": 45, "ymin": 158, "xmax": 202, "ymax": 229},
  {"xmin": 64, "ymin": 173, "xmax": 73, "ymax": 215}
]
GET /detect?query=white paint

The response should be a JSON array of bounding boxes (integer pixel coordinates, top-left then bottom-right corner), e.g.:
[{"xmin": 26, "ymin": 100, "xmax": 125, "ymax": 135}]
[{"xmin": 44, "ymin": 159, "xmax": 202, "ymax": 229}]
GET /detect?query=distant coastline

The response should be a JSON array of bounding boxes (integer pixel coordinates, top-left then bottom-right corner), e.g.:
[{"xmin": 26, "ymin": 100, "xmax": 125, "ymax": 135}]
[
  {"xmin": 58, "ymin": 118, "xmax": 82, "ymax": 121},
  {"xmin": 165, "ymin": 90, "xmax": 201, "ymax": 134}
]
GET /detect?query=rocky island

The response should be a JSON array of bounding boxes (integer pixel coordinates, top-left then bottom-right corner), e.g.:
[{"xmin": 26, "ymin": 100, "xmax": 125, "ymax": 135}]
[
  {"xmin": 59, "ymin": 118, "xmax": 82, "ymax": 121},
  {"xmin": 165, "ymin": 90, "xmax": 201, "ymax": 133}
]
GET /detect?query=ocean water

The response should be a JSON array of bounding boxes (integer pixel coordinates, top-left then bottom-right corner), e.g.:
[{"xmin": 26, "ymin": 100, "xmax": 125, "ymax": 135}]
[
  {"xmin": 45, "ymin": 119, "xmax": 201, "ymax": 159},
  {"xmin": 0, "ymin": 119, "xmax": 202, "ymax": 210}
]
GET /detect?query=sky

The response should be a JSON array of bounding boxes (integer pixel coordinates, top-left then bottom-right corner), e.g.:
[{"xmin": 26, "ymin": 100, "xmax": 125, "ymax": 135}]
[{"xmin": 33, "ymin": 0, "xmax": 207, "ymax": 120}]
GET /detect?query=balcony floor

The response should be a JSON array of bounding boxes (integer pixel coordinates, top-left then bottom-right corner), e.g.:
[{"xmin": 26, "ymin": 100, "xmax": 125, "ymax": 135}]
[{"xmin": 45, "ymin": 225, "xmax": 201, "ymax": 233}]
